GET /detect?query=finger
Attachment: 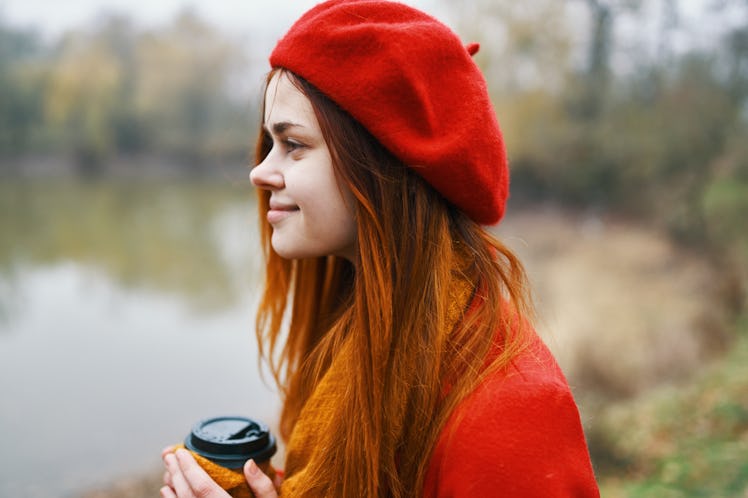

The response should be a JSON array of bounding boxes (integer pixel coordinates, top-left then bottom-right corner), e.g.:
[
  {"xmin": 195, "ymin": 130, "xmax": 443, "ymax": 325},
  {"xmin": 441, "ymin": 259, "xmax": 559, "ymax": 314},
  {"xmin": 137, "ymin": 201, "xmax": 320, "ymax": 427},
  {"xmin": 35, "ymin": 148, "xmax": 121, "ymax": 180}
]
[
  {"xmin": 165, "ymin": 452, "xmax": 195, "ymax": 498},
  {"xmin": 162, "ymin": 450, "xmax": 174, "ymax": 489},
  {"xmin": 160, "ymin": 485, "xmax": 177, "ymax": 498},
  {"xmin": 273, "ymin": 471, "xmax": 283, "ymax": 490},
  {"xmin": 162, "ymin": 445, "xmax": 177, "ymax": 459},
  {"xmin": 244, "ymin": 459, "xmax": 278, "ymax": 498},
  {"xmin": 163, "ymin": 470, "xmax": 174, "ymax": 488},
  {"xmin": 175, "ymin": 448, "xmax": 226, "ymax": 498}
]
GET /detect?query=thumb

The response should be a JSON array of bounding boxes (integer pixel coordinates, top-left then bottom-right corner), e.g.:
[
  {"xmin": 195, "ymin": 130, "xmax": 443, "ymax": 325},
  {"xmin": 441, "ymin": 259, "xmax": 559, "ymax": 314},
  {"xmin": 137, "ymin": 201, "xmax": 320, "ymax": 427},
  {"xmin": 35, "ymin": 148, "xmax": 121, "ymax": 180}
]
[{"xmin": 243, "ymin": 459, "xmax": 278, "ymax": 498}]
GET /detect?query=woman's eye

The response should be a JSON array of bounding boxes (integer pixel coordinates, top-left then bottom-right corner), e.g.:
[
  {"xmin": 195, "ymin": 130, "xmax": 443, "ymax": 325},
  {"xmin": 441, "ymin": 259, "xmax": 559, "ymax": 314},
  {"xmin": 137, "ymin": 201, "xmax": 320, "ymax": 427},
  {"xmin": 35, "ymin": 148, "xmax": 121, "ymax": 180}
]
[{"xmin": 283, "ymin": 139, "xmax": 304, "ymax": 153}]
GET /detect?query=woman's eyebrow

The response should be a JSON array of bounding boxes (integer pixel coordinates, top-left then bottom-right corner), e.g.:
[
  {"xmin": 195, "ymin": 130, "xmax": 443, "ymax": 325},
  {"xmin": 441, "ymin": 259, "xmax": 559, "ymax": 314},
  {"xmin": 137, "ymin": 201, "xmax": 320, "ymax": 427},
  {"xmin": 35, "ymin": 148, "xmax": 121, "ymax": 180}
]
[{"xmin": 263, "ymin": 121, "xmax": 307, "ymax": 135}]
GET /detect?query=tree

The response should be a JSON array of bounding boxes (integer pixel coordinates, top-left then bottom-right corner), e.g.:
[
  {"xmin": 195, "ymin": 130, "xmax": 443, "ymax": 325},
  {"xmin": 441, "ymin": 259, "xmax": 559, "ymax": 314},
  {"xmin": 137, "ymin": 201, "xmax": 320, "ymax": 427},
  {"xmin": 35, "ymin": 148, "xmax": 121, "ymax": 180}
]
[
  {"xmin": 134, "ymin": 9, "xmax": 244, "ymax": 170},
  {"xmin": 0, "ymin": 18, "xmax": 44, "ymax": 160},
  {"xmin": 44, "ymin": 19, "xmax": 131, "ymax": 175}
]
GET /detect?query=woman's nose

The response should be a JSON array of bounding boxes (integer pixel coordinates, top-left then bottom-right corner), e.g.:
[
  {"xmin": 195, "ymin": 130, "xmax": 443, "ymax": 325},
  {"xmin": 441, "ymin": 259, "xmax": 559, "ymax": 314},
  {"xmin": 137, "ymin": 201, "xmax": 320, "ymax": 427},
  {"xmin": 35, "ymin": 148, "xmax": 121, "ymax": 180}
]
[{"xmin": 250, "ymin": 155, "xmax": 284, "ymax": 190}]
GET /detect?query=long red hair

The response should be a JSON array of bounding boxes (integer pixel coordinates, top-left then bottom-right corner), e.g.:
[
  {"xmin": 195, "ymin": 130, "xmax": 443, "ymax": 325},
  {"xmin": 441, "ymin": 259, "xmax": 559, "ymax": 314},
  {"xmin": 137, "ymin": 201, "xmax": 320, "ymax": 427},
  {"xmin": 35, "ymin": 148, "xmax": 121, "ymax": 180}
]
[{"xmin": 254, "ymin": 69, "xmax": 532, "ymax": 496}]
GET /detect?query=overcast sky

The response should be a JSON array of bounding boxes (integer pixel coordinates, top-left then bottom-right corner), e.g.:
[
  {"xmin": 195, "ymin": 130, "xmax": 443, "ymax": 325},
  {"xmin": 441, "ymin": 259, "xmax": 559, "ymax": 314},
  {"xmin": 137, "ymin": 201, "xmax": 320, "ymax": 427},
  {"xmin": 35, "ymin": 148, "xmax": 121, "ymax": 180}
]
[
  {"xmin": 2, "ymin": 0, "xmax": 313, "ymax": 37},
  {"xmin": 1, "ymin": 0, "xmax": 743, "ymax": 65},
  {"xmin": 0, "ymin": 0, "xmax": 439, "ymax": 42}
]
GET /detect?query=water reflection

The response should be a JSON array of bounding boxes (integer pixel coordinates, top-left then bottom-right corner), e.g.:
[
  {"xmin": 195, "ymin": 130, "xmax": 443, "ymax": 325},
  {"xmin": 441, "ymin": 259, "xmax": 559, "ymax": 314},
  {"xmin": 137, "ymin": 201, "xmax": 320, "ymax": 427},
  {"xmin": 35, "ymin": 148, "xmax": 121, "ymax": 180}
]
[
  {"xmin": 0, "ymin": 180, "xmax": 261, "ymax": 315},
  {"xmin": 0, "ymin": 180, "xmax": 280, "ymax": 497}
]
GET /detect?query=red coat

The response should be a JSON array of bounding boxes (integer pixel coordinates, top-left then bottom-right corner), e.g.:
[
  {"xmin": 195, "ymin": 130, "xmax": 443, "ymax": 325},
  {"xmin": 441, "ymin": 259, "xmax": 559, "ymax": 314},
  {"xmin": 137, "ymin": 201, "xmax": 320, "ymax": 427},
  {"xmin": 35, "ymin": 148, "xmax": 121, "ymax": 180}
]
[{"xmin": 423, "ymin": 334, "xmax": 600, "ymax": 497}]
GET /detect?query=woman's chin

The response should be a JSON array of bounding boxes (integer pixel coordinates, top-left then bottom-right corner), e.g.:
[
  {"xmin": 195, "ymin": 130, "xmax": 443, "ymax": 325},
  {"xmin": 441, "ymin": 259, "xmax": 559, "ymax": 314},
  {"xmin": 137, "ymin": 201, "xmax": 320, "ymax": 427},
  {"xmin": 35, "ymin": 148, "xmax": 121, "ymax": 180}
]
[{"xmin": 271, "ymin": 236, "xmax": 307, "ymax": 260}]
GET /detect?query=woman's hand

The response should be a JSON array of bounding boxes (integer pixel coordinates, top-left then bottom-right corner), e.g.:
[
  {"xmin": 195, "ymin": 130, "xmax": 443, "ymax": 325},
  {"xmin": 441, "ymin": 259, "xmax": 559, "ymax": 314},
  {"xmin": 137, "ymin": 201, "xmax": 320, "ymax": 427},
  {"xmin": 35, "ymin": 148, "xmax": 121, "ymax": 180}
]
[{"xmin": 161, "ymin": 447, "xmax": 280, "ymax": 498}]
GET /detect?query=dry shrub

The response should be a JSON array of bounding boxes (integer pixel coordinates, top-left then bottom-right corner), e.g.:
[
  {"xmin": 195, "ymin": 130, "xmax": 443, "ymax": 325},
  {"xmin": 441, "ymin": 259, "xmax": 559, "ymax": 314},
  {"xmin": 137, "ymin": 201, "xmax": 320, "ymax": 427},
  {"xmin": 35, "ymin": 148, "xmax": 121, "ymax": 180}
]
[{"xmin": 496, "ymin": 206, "xmax": 729, "ymax": 400}]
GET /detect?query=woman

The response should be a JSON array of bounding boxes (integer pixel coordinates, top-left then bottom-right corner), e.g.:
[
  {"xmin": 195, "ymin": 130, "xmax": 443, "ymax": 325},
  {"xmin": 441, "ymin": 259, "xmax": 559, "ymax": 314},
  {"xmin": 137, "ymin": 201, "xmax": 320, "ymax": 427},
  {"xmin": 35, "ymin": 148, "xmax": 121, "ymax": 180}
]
[{"xmin": 162, "ymin": 1, "xmax": 600, "ymax": 496}]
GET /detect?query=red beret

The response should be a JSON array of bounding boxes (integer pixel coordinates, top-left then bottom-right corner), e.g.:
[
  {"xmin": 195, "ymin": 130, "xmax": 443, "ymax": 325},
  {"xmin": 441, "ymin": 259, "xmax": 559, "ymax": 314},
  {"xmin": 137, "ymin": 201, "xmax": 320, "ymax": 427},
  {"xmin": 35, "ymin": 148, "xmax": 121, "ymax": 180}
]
[{"xmin": 270, "ymin": 0, "xmax": 509, "ymax": 225}]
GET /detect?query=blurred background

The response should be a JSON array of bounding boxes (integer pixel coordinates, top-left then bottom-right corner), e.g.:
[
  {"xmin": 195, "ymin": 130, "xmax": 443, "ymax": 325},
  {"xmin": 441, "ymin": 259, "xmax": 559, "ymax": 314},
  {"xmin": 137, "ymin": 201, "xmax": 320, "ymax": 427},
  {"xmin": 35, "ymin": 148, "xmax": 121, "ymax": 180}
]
[{"xmin": 0, "ymin": 0, "xmax": 746, "ymax": 496}]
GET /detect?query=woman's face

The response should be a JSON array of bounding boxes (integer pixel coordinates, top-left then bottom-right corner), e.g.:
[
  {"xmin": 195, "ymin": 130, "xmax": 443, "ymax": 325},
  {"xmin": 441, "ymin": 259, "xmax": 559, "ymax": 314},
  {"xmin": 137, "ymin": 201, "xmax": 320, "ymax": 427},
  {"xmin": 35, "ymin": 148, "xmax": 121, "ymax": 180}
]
[{"xmin": 250, "ymin": 72, "xmax": 357, "ymax": 261}]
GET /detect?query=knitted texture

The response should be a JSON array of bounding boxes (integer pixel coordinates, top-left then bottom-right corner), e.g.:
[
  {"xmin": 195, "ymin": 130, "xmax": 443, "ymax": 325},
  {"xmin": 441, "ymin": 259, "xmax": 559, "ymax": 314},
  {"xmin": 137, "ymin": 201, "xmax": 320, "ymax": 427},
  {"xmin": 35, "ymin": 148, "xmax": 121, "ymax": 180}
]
[
  {"xmin": 270, "ymin": 0, "xmax": 509, "ymax": 225},
  {"xmin": 176, "ymin": 445, "xmax": 275, "ymax": 498}
]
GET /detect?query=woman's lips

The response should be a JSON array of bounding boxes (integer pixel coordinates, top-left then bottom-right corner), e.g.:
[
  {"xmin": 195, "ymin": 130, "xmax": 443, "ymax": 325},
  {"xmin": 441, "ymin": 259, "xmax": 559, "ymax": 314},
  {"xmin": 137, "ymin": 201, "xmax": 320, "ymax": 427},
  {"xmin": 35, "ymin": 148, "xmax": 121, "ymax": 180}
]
[{"xmin": 267, "ymin": 203, "xmax": 299, "ymax": 224}]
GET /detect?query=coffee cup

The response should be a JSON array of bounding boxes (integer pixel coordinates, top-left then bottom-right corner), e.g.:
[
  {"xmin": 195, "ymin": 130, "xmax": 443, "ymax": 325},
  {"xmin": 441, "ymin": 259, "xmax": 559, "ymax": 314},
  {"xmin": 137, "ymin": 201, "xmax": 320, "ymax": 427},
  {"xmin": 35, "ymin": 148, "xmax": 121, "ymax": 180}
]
[{"xmin": 183, "ymin": 416, "xmax": 277, "ymax": 498}]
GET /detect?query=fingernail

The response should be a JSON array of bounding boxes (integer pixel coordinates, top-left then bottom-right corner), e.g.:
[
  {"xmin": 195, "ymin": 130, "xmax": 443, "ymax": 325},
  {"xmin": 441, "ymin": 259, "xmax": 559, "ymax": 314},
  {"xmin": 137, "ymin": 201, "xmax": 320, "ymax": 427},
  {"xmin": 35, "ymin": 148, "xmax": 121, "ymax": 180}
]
[{"xmin": 247, "ymin": 459, "xmax": 259, "ymax": 476}]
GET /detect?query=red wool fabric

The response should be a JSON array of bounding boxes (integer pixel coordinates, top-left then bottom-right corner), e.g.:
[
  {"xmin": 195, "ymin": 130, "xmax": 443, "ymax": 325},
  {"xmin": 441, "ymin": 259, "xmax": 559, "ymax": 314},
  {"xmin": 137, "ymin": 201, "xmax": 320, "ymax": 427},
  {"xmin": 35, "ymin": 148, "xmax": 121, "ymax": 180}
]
[
  {"xmin": 270, "ymin": 0, "xmax": 509, "ymax": 225},
  {"xmin": 423, "ymin": 335, "xmax": 601, "ymax": 497}
]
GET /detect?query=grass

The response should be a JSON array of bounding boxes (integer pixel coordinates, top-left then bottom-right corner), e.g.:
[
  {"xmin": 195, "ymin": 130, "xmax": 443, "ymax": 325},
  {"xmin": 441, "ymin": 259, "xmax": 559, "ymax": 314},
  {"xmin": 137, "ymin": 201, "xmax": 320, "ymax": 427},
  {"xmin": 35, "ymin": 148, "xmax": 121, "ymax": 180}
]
[{"xmin": 594, "ymin": 314, "xmax": 748, "ymax": 497}]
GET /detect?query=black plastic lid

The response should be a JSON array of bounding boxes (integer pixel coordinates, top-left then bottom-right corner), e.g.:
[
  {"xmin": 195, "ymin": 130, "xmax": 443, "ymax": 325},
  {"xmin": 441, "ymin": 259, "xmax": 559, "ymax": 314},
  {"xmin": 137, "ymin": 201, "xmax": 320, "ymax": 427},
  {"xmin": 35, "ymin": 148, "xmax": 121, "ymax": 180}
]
[{"xmin": 184, "ymin": 416, "xmax": 277, "ymax": 469}]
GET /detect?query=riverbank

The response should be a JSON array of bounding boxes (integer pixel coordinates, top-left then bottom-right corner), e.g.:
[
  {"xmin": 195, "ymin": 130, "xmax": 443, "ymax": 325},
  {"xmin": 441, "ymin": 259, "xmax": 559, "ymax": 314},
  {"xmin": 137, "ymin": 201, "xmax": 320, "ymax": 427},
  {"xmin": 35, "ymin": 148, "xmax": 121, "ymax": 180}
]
[{"xmin": 0, "ymin": 154, "xmax": 249, "ymax": 182}]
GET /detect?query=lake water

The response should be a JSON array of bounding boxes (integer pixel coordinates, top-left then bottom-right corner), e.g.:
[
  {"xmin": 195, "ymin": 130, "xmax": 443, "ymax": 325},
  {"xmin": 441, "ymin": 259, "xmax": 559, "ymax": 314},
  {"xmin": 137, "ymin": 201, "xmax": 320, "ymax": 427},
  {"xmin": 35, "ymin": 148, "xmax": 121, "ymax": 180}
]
[{"xmin": 0, "ymin": 179, "xmax": 282, "ymax": 497}]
